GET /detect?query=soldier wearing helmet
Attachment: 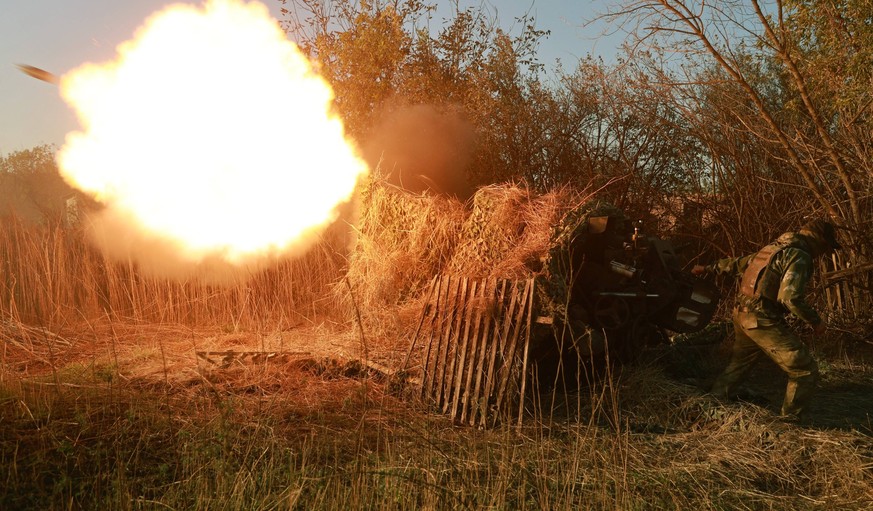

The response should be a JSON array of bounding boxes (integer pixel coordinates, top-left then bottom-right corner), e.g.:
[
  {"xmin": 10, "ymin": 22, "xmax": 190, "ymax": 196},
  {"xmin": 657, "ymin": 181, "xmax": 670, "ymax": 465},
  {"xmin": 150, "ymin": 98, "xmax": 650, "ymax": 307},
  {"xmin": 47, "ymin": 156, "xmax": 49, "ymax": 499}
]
[{"xmin": 691, "ymin": 219, "xmax": 841, "ymax": 422}]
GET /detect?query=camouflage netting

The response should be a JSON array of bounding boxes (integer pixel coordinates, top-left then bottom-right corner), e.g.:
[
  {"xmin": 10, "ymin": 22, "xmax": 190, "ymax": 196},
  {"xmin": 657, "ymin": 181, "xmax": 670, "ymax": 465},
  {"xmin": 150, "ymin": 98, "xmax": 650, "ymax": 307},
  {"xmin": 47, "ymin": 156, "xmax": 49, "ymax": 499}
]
[
  {"xmin": 341, "ymin": 179, "xmax": 629, "ymax": 345},
  {"xmin": 446, "ymin": 184, "xmax": 539, "ymax": 279},
  {"xmin": 339, "ymin": 178, "xmax": 466, "ymax": 333}
]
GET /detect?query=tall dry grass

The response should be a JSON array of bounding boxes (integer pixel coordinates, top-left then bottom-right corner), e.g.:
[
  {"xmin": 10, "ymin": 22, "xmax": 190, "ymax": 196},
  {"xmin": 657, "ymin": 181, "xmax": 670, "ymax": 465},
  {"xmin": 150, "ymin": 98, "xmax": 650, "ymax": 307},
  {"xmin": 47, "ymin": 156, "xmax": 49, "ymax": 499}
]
[
  {"xmin": 2, "ymin": 183, "xmax": 872, "ymax": 510},
  {"xmin": 0, "ymin": 214, "xmax": 346, "ymax": 330},
  {"xmin": 1, "ymin": 342, "xmax": 871, "ymax": 510}
]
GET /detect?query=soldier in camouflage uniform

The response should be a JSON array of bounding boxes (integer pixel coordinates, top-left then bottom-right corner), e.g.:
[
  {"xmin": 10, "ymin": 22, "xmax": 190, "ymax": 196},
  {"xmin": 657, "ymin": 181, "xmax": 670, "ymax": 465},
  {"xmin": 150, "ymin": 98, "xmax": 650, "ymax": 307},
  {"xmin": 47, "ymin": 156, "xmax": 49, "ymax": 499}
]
[{"xmin": 691, "ymin": 219, "xmax": 841, "ymax": 421}]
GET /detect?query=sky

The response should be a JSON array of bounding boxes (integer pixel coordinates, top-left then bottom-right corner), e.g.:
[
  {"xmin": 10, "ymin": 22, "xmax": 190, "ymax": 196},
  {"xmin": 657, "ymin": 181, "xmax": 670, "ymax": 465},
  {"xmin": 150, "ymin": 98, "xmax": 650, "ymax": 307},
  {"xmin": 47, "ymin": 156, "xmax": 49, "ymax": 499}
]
[{"xmin": 0, "ymin": 0, "xmax": 624, "ymax": 155}]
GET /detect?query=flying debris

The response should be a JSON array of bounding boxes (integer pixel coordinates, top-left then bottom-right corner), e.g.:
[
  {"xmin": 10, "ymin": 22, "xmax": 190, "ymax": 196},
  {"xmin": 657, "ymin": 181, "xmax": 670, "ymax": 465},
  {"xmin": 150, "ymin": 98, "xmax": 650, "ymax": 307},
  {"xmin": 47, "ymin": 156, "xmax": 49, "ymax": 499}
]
[{"xmin": 15, "ymin": 64, "xmax": 59, "ymax": 85}]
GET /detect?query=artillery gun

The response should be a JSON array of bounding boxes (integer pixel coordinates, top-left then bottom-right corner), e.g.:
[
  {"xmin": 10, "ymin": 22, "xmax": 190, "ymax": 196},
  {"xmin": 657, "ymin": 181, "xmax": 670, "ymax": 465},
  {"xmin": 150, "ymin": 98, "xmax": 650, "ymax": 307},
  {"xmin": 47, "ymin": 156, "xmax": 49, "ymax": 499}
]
[{"xmin": 560, "ymin": 214, "xmax": 719, "ymax": 361}]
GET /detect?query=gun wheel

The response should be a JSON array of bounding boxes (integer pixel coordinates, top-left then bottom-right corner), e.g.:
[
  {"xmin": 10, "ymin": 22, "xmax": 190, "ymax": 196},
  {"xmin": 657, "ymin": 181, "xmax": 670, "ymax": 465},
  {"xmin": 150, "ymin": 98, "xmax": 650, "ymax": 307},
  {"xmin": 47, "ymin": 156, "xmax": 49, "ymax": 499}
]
[{"xmin": 592, "ymin": 295, "xmax": 630, "ymax": 329}]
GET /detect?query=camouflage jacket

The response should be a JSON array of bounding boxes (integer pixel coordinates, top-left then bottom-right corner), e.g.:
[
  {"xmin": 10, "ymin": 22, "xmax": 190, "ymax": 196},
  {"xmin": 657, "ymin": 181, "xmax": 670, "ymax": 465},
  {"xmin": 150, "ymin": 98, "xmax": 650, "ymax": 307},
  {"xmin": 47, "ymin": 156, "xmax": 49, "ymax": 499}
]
[{"xmin": 704, "ymin": 232, "xmax": 822, "ymax": 325}]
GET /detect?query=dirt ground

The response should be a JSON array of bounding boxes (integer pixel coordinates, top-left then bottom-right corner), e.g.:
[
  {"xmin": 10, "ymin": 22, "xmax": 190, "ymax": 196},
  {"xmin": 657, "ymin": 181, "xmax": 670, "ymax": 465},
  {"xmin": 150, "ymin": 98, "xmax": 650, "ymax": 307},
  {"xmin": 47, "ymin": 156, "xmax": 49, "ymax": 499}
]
[
  {"xmin": 3, "ymin": 317, "xmax": 871, "ymax": 434},
  {"xmin": 2, "ymin": 318, "xmax": 405, "ymax": 380},
  {"xmin": 661, "ymin": 324, "xmax": 873, "ymax": 433}
]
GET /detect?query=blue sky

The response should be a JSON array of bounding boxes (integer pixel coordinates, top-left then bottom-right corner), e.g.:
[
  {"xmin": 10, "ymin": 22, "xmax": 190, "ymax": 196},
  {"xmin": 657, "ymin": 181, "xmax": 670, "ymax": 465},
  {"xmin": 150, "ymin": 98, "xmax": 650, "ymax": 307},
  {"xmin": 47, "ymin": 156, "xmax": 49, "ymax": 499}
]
[{"xmin": 0, "ymin": 0, "xmax": 624, "ymax": 154}]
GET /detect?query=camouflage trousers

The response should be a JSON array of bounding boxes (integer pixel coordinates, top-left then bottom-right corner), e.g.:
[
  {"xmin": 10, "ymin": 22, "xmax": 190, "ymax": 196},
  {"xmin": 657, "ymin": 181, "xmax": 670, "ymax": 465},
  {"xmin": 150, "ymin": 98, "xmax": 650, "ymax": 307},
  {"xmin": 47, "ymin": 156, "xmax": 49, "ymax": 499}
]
[{"xmin": 711, "ymin": 310, "xmax": 819, "ymax": 418}]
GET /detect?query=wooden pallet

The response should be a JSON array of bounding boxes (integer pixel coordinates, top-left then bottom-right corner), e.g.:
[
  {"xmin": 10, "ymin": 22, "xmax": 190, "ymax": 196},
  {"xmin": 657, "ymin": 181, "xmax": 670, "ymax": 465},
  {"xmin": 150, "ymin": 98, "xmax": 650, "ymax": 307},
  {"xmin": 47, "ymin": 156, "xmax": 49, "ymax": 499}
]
[{"xmin": 410, "ymin": 275, "xmax": 535, "ymax": 428}]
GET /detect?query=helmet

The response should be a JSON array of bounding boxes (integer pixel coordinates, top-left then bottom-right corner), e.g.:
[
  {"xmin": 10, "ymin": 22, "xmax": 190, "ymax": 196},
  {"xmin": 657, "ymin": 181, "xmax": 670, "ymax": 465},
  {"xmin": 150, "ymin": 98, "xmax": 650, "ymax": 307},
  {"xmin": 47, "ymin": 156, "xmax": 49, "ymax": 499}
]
[{"xmin": 800, "ymin": 219, "xmax": 842, "ymax": 250}]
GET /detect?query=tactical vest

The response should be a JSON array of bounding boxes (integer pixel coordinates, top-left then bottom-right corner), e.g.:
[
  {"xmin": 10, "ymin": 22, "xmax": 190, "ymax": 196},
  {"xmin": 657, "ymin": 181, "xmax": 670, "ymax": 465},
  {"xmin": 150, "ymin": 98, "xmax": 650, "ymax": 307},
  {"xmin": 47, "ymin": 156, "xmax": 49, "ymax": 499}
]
[{"xmin": 740, "ymin": 241, "xmax": 793, "ymax": 300}]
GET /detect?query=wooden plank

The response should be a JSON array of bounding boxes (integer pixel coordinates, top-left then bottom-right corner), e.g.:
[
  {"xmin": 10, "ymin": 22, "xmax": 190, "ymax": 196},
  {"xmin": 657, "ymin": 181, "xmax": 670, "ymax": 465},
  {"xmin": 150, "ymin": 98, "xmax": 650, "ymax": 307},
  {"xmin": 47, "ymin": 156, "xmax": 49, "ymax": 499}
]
[
  {"xmin": 429, "ymin": 275, "xmax": 449, "ymax": 405},
  {"xmin": 479, "ymin": 279, "xmax": 514, "ymax": 427},
  {"xmin": 517, "ymin": 280, "xmax": 535, "ymax": 428},
  {"xmin": 491, "ymin": 279, "xmax": 529, "ymax": 426},
  {"xmin": 413, "ymin": 276, "xmax": 537, "ymax": 427},
  {"xmin": 420, "ymin": 275, "xmax": 445, "ymax": 399},
  {"xmin": 400, "ymin": 276, "xmax": 438, "ymax": 374},
  {"xmin": 468, "ymin": 277, "xmax": 499, "ymax": 426},
  {"xmin": 493, "ymin": 279, "xmax": 532, "ymax": 424},
  {"xmin": 195, "ymin": 350, "xmax": 311, "ymax": 367},
  {"xmin": 460, "ymin": 278, "xmax": 489, "ymax": 424},
  {"xmin": 487, "ymin": 282, "xmax": 517, "ymax": 427},
  {"xmin": 822, "ymin": 261, "xmax": 873, "ymax": 281},
  {"xmin": 450, "ymin": 279, "xmax": 477, "ymax": 420},
  {"xmin": 434, "ymin": 276, "xmax": 460, "ymax": 407},
  {"xmin": 442, "ymin": 276, "xmax": 469, "ymax": 413}
]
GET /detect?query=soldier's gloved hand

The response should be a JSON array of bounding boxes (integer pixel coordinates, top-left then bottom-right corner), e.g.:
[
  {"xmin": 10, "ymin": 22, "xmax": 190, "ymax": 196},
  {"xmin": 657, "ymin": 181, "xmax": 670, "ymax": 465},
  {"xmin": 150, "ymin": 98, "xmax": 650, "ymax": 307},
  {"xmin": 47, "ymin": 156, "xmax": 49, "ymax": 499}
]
[
  {"xmin": 812, "ymin": 322, "xmax": 827, "ymax": 336},
  {"xmin": 691, "ymin": 265, "xmax": 706, "ymax": 276}
]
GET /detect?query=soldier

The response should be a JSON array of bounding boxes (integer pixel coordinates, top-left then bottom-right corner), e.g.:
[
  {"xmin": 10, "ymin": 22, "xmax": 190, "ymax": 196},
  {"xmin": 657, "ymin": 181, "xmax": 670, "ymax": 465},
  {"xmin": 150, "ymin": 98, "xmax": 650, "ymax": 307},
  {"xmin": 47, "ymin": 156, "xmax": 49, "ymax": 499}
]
[{"xmin": 691, "ymin": 219, "xmax": 841, "ymax": 422}]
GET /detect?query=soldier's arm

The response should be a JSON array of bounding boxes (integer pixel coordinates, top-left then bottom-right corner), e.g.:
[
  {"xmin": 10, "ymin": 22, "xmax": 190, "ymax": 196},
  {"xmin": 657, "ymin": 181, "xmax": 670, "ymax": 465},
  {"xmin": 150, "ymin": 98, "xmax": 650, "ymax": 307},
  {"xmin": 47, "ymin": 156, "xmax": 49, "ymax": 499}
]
[
  {"xmin": 704, "ymin": 254, "xmax": 753, "ymax": 278},
  {"xmin": 777, "ymin": 249, "xmax": 823, "ymax": 326}
]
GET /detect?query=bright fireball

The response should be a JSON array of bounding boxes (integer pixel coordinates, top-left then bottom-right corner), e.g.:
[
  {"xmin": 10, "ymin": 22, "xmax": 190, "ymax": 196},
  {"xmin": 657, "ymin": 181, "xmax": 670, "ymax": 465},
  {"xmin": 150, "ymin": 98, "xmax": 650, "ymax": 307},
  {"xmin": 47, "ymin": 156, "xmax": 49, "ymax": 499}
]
[{"xmin": 57, "ymin": 0, "xmax": 368, "ymax": 268}]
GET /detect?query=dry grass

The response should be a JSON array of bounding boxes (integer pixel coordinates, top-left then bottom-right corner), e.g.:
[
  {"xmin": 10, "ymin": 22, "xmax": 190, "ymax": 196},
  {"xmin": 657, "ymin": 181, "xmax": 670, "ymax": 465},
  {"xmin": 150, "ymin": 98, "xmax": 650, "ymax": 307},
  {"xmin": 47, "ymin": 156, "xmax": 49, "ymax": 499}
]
[
  {"xmin": 340, "ymin": 181, "xmax": 609, "ymax": 345},
  {"xmin": 0, "ymin": 214, "xmax": 346, "ymax": 330},
  {"xmin": 2, "ymin": 317, "xmax": 872, "ymax": 510},
  {"xmin": 2, "ymin": 192, "xmax": 872, "ymax": 510},
  {"xmin": 337, "ymin": 179, "xmax": 466, "ymax": 338},
  {"xmin": 446, "ymin": 183, "xmax": 600, "ymax": 281}
]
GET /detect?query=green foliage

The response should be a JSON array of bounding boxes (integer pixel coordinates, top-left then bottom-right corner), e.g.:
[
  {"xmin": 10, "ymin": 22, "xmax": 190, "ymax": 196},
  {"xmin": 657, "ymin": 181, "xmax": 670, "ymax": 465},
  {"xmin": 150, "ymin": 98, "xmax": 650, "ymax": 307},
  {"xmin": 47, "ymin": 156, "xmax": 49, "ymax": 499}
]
[
  {"xmin": 0, "ymin": 144, "xmax": 58, "ymax": 175},
  {"xmin": 277, "ymin": 0, "xmax": 872, "ymax": 314},
  {"xmin": 0, "ymin": 144, "xmax": 75, "ymax": 224},
  {"xmin": 283, "ymin": 1, "xmax": 563, "ymax": 189},
  {"xmin": 785, "ymin": 0, "xmax": 873, "ymax": 114},
  {"xmin": 596, "ymin": 1, "xmax": 870, "ymax": 314},
  {"xmin": 281, "ymin": 0, "xmax": 707, "ymax": 230},
  {"xmin": 307, "ymin": 3, "xmax": 413, "ymax": 137}
]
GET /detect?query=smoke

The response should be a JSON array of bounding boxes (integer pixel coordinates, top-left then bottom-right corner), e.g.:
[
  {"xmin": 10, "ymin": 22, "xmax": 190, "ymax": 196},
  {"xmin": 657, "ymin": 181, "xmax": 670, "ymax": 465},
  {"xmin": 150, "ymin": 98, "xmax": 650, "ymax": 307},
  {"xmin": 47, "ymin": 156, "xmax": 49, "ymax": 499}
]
[
  {"xmin": 81, "ymin": 206, "xmax": 302, "ymax": 285},
  {"xmin": 362, "ymin": 105, "xmax": 475, "ymax": 201}
]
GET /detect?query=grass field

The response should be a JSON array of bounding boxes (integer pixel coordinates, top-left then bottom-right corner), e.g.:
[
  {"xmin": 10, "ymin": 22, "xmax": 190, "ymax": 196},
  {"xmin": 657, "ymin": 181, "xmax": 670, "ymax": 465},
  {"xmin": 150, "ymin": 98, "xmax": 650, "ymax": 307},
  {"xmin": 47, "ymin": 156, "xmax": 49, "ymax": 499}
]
[
  {"xmin": 2, "ymin": 314, "xmax": 872, "ymax": 510},
  {"xmin": 2, "ymin": 200, "xmax": 872, "ymax": 510}
]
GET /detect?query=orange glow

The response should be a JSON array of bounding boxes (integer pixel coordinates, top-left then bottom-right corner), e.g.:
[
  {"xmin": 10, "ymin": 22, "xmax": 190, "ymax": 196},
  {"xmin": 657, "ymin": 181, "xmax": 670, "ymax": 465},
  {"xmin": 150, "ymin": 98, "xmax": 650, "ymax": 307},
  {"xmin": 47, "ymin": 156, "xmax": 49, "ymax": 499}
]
[{"xmin": 57, "ymin": 0, "xmax": 367, "ymax": 272}]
